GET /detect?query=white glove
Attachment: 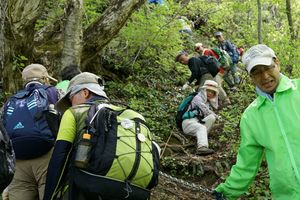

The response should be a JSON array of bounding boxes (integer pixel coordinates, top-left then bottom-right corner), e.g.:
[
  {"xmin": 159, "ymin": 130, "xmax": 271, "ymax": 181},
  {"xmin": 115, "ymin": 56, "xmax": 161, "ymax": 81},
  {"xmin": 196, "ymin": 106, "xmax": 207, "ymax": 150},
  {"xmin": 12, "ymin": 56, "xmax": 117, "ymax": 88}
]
[{"xmin": 182, "ymin": 82, "xmax": 189, "ymax": 90}]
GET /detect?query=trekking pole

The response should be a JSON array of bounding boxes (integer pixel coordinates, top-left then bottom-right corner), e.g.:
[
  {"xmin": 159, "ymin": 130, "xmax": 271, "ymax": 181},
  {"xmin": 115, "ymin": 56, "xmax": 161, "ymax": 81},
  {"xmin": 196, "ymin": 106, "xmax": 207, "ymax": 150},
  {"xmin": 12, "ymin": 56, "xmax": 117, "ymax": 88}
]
[{"xmin": 160, "ymin": 128, "xmax": 175, "ymax": 159}]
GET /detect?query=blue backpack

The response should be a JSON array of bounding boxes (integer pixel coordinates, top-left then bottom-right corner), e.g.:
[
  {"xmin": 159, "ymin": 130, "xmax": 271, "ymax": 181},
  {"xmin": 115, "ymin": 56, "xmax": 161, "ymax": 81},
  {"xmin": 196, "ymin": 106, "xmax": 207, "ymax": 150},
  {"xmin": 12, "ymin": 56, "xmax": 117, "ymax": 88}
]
[
  {"xmin": 231, "ymin": 44, "xmax": 240, "ymax": 64},
  {"xmin": 3, "ymin": 85, "xmax": 58, "ymax": 159}
]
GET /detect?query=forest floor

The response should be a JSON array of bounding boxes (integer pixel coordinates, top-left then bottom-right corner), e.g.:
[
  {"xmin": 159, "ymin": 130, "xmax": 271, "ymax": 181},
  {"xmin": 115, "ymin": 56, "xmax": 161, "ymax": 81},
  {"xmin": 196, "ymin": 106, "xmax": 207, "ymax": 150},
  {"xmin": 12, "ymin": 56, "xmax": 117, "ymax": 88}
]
[{"xmin": 151, "ymin": 122, "xmax": 235, "ymax": 200}]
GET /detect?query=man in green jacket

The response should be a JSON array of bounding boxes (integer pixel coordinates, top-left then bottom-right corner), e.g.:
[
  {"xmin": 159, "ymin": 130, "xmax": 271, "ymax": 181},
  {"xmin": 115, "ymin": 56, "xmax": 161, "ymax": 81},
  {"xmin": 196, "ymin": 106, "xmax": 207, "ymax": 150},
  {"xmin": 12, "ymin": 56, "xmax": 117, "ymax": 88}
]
[{"xmin": 214, "ymin": 44, "xmax": 300, "ymax": 200}]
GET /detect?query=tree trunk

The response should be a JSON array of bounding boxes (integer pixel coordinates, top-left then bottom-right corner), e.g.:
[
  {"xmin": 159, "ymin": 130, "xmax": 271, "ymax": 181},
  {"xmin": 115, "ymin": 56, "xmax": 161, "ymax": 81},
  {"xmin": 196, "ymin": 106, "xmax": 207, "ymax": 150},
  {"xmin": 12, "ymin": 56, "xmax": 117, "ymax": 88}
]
[
  {"xmin": 81, "ymin": 0, "xmax": 146, "ymax": 71},
  {"xmin": 285, "ymin": 0, "xmax": 295, "ymax": 41},
  {"xmin": 61, "ymin": 0, "xmax": 83, "ymax": 69},
  {"xmin": 285, "ymin": 0, "xmax": 295, "ymax": 76},
  {"xmin": 2, "ymin": 0, "xmax": 146, "ymax": 93},
  {"xmin": 0, "ymin": 0, "xmax": 6, "ymax": 85},
  {"xmin": 257, "ymin": 0, "xmax": 262, "ymax": 44},
  {"xmin": 3, "ymin": 0, "xmax": 47, "ymax": 93}
]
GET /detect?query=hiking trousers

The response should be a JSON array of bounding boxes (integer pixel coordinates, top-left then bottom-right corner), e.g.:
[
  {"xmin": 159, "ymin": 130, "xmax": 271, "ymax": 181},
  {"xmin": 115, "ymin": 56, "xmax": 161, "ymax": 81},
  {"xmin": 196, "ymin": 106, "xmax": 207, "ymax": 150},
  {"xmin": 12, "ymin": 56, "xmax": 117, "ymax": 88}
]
[
  {"xmin": 8, "ymin": 149, "xmax": 53, "ymax": 200},
  {"xmin": 213, "ymin": 73, "xmax": 229, "ymax": 102},
  {"xmin": 223, "ymin": 64, "xmax": 240, "ymax": 87},
  {"xmin": 182, "ymin": 114, "xmax": 216, "ymax": 148},
  {"xmin": 197, "ymin": 73, "xmax": 214, "ymax": 90}
]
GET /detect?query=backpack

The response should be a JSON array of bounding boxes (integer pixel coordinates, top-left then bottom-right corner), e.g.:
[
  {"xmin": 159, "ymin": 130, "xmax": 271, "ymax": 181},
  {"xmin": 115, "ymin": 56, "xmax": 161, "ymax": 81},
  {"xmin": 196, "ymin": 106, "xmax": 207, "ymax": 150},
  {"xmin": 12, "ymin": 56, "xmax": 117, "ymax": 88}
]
[
  {"xmin": 198, "ymin": 56, "xmax": 221, "ymax": 77},
  {"xmin": 212, "ymin": 47, "xmax": 232, "ymax": 69},
  {"xmin": 230, "ymin": 43, "xmax": 240, "ymax": 64},
  {"xmin": 175, "ymin": 92, "xmax": 198, "ymax": 131},
  {"xmin": 3, "ymin": 85, "xmax": 59, "ymax": 159},
  {"xmin": 70, "ymin": 103, "xmax": 160, "ymax": 200},
  {"xmin": 0, "ymin": 120, "xmax": 15, "ymax": 193}
]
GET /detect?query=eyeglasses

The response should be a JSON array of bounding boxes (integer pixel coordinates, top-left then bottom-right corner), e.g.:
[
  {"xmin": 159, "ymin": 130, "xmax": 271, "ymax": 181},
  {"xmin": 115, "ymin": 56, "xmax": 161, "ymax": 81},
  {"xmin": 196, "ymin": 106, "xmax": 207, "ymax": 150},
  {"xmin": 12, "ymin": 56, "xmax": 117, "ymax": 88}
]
[
  {"xmin": 68, "ymin": 89, "xmax": 82, "ymax": 101},
  {"xmin": 250, "ymin": 65, "xmax": 275, "ymax": 78}
]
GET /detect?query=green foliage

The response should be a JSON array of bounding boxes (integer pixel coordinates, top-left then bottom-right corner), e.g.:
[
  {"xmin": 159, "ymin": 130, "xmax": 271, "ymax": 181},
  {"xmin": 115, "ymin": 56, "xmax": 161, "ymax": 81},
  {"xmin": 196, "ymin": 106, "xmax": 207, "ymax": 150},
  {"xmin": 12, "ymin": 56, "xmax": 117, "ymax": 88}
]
[
  {"xmin": 106, "ymin": 78, "xmax": 176, "ymax": 141},
  {"xmin": 103, "ymin": 2, "xmax": 188, "ymax": 81},
  {"xmin": 83, "ymin": 0, "xmax": 110, "ymax": 28},
  {"xmin": 36, "ymin": 0, "xmax": 109, "ymax": 30},
  {"xmin": 12, "ymin": 55, "xmax": 28, "ymax": 72},
  {"xmin": 35, "ymin": 0, "xmax": 65, "ymax": 30}
]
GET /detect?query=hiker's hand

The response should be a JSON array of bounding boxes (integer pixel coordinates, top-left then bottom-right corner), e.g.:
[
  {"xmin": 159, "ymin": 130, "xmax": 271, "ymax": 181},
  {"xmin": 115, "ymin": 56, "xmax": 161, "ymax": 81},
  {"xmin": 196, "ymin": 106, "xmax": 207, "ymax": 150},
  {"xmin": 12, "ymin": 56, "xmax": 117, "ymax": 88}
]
[
  {"xmin": 212, "ymin": 190, "xmax": 226, "ymax": 200},
  {"xmin": 182, "ymin": 82, "xmax": 189, "ymax": 90}
]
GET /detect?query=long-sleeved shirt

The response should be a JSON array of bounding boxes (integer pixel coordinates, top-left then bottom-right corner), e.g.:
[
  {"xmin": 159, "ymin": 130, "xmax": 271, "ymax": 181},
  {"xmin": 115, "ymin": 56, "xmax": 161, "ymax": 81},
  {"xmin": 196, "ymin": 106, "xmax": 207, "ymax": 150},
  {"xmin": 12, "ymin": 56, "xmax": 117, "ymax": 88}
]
[{"xmin": 187, "ymin": 57, "xmax": 211, "ymax": 85}]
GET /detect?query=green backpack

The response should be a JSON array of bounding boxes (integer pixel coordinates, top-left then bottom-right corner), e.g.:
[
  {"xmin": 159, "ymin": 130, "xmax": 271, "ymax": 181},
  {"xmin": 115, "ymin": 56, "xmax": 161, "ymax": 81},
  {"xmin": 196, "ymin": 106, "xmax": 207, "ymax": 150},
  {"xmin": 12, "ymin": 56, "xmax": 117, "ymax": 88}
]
[
  {"xmin": 212, "ymin": 47, "xmax": 233, "ymax": 69},
  {"xmin": 175, "ymin": 92, "xmax": 197, "ymax": 131},
  {"xmin": 70, "ymin": 102, "xmax": 160, "ymax": 200}
]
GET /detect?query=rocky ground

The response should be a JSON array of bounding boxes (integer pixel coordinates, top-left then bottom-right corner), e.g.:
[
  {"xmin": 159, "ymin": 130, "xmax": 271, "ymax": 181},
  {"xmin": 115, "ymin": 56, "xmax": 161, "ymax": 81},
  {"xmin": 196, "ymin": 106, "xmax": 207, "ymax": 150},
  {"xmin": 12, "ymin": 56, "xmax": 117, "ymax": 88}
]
[{"xmin": 151, "ymin": 124, "xmax": 235, "ymax": 200}]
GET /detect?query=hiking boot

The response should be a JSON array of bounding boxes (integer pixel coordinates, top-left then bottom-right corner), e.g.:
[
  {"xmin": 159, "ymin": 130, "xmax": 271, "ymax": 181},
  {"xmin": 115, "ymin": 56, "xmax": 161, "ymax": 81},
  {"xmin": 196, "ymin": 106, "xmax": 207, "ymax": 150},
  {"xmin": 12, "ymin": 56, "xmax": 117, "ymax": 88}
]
[{"xmin": 196, "ymin": 146, "xmax": 214, "ymax": 156}]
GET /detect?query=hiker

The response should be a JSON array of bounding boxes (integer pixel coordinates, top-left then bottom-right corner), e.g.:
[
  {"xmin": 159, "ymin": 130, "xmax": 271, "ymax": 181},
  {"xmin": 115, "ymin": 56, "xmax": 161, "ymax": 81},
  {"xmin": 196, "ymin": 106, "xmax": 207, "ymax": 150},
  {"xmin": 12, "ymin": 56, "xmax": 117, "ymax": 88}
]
[
  {"xmin": 148, "ymin": 0, "xmax": 164, "ymax": 4},
  {"xmin": 194, "ymin": 43, "xmax": 231, "ymax": 105},
  {"xmin": 44, "ymin": 72, "xmax": 107, "ymax": 200},
  {"xmin": 56, "ymin": 64, "xmax": 81, "ymax": 96},
  {"xmin": 182, "ymin": 80, "xmax": 219, "ymax": 155},
  {"xmin": 214, "ymin": 32, "xmax": 240, "ymax": 89},
  {"xmin": 44, "ymin": 72, "xmax": 108, "ymax": 200},
  {"xmin": 178, "ymin": 16, "xmax": 193, "ymax": 36},
  {"xmin": 2, "ymin": 64, "xmax": 59, "ymax": 200},
  {"xmin": 213, "ymin": 44, "xmax": 300, "ymax": 199},
  {"xmin": 175, "ymin": 51, "xmax": 214, "ymax": 91},
  {"xmin": 44, "ymin": 72, "xmax": 159, "ymax": 200}
]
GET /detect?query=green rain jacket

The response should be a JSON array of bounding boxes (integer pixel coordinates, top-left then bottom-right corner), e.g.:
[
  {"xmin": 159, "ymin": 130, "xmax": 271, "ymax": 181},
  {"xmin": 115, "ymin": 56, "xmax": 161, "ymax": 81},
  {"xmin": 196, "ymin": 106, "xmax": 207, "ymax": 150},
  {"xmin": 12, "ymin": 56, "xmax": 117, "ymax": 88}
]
[{"xmin": 216, "ymin": 76, "xmax": 300, "ymax": 200}]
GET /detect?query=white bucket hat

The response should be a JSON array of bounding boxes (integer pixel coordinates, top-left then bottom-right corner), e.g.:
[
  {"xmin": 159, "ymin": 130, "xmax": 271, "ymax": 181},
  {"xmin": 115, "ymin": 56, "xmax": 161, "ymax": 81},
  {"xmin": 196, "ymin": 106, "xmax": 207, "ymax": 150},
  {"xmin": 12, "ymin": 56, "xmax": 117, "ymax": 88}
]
[{"xmin": 201, "ymin": 80, "xmax": 219, "ymax": 94}]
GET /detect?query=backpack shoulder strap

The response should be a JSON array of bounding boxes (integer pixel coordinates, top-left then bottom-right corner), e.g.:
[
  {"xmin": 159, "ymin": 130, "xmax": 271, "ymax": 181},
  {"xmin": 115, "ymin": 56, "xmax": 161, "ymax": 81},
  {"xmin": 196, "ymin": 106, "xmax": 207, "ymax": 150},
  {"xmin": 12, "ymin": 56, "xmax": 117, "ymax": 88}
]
[
  {"xmin": 13, "ymin": 89, "xmax": 30, "ymax": 99},
  {"xmin": 0, "ymin": 121, "xmax": 10, "ymax": 144}
]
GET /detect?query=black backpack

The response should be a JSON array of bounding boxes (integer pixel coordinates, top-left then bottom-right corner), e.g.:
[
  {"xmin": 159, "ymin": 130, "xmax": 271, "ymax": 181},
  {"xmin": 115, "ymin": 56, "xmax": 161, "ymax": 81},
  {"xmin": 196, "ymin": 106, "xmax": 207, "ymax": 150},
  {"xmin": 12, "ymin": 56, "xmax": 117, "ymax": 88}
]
[
  {"xmin": 198, "ymin": 56, "xmax": 221, "ymax": 77},
  {"xmin": 69, "ymin": 103, "xmax": 160, "ymax": 200},
  {"xmin": 0, "ymin": 120, "xmax": 15, "ymax": 193}
]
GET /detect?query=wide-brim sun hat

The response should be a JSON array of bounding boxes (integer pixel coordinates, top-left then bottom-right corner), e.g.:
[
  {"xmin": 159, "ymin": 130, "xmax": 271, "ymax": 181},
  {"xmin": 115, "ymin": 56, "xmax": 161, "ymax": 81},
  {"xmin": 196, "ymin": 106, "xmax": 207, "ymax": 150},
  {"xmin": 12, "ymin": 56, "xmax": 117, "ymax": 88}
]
[
  {"xmin": 242, "ymin": 44, "xmax": 276, "ymax": 73},
  {"xmin": 56, "ymin": 72, "xmax": 107, "ymax": 113},
  {"xmin": 201, "ymin": 80, "xmax": 219, "ymax": 94}
]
